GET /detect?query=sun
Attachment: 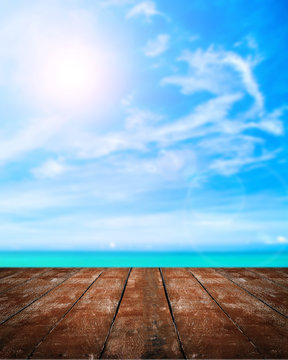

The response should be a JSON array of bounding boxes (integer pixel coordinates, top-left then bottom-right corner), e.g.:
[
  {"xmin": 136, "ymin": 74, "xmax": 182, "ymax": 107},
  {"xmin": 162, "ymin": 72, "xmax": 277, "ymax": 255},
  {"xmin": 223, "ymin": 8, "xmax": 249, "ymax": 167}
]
[
  {"xmin": 23, "ymin": 37, "xmax": 127, "ymax": 115},
  {"xmin": 39, "ymin": 41, "xmax": 110, "ymax": 112},
  {"xmin": 39, "ymin": 44, "xmax": 98, "ymax": 107}
]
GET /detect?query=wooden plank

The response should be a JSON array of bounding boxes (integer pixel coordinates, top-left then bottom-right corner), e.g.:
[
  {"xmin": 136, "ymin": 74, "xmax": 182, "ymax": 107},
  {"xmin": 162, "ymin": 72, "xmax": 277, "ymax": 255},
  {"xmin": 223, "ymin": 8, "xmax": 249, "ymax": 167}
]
[
  {"xmin": 0, "ymin": 269, "xmax": 25, "ymax": 280},
  {"xmin": 161, "ymin": 268, "xmax": 260, "ymax": 359},
  {"xmin": 0, "ymin": 268, "xmax": 103, "ymax": 359},
  {"xmin": 0, "ymin": 268, "xmax": 76, "ymax": 324},
  {"xmin": 249, "ymin": 268, "xmax": 288, "ymax": 288},
  {"xmin": 0, "ymin": 268, "xmax": 49, "ymax": 294},
  {"xmin": 101, "ymin": 268, "xmax": 184, "ymax": 359},
  {"xmin": 31, "ymin": 268, "xmax": 130, "ymax": 359},
  {"xmin": 218, "ymin": 268, "xmax": 288, "ymax": 317},
  {"xmin": 277, "ymin": 268, "xmax": 288, "ymax": 275},
  {"xmin": 191, "ymin": 268, "xmax": 288, "ymax": 358}
]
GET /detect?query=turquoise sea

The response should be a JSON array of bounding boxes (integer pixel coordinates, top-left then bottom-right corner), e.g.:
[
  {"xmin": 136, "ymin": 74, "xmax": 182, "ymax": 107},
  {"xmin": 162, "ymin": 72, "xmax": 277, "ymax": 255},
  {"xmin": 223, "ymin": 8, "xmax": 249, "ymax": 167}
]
[{"xmin": 0, "ymin": 251, "xmax": 287, "ymax": 267}]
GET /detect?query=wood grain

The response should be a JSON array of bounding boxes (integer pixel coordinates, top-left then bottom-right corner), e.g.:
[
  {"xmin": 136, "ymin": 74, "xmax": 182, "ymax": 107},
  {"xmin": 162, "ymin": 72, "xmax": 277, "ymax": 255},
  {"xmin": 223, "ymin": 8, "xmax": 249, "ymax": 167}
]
[
  {"xmin": 218, "ymin": 268, "xmax": 288, "ymax": 317},
  {"xmin": 0, "ymin": 268, "xmax": 76, "ymax": 324},
  {"xmin": 31, "ymin": 268, "xmax": 130, "ymax": 359},
  {"xmin": 0, "ymin": 267, "xmax": 287, "ymax": 359},
  {"xmin": 191, "ymin": 268, "xmax": 288, "ymax": 358},
  {"xmin": 161, "ymin": 268, "xmax": 260, "ymax": 359},
  {"xmin": 248, "ymin": 268, "xmax": 288, "ymax": 288},
  {"xmin": 0, "ymin": 268, "xmax": 25, "ymax": 280},
  {"xmin": 0, "ymin": 268, "xmax": 48, "ymax": 294},
  {"xmin": 0, "ymin": 268, "xmax": 103, "ymax": 359},
  {"xmin": 101, "ymin": 268, "xmax": 184, "ymax": 359}
]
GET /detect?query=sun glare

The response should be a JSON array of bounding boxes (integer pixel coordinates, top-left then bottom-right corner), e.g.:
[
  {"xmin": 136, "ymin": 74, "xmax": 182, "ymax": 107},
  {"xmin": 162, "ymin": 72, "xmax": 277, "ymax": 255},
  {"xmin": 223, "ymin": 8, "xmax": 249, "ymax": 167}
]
[
  {"xmin": 41, "ymin": 43, "xmax": 99, "ymax": 105},
  {"xmin": 21, "ymin": 38, "xmax": 127, "ymax": 115}
]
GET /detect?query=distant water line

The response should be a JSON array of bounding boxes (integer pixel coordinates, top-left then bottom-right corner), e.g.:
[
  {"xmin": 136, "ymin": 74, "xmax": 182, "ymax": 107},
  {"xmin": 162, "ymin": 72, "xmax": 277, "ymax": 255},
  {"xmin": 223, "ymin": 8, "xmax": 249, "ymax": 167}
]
[{"xmin": 0, "ymin": 251, "xmax": 287, "ymax": 267}]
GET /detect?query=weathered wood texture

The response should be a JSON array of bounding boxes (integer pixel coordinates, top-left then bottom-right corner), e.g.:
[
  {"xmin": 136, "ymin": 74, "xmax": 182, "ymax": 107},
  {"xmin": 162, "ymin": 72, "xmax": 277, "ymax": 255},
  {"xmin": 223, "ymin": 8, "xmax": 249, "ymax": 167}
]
[
  {"xmin": 101, "ymin": 268, "xmax": 184, "ymax": 359},
  {"xmin": 31, "ymin": 268, "xmax": 130, "ymax": 359},
  {"xmin": 0, "ymin": 267, "xmax": 287, "ymax": 359},
  {"xmin": 161, "ymin": 268, "xmax": 260, "ymax": 359},
  {"xmin": 191, "ymin": 268, "xmax": 288, "ymax": 358},
  {"xmin": 0, "ymin": 268, "xmax": 103, "ymax": 359},
  {"xmin": 0, "ymin": 268, "xmax": 77, "ymax": 325},
  {"xmin": 0, "ymin": 268, "xmax": 49, "ymax": 294},
  {"xmin": 218, "ymin": 268, "xmax": 288, "ymax": 317}
]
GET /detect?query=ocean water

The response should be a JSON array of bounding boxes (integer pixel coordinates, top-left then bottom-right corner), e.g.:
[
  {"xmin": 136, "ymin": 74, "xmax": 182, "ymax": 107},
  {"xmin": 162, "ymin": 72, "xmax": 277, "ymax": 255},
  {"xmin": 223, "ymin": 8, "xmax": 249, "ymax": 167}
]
[{"xmin": 0, "ymin": 251, "xmax": 287, "ymax": 267}]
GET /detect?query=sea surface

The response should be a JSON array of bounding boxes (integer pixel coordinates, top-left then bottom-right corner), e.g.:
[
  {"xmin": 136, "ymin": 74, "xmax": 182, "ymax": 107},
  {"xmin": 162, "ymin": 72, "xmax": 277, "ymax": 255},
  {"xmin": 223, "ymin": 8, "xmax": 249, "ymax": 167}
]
[{"xmin": 0, "ymin": 251, "xmax": 287, "ymax": 267}]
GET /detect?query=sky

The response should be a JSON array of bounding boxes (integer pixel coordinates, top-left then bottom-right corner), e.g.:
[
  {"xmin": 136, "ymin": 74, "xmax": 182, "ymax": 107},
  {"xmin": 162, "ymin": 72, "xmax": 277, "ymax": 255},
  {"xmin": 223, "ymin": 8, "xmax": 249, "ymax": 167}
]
[{"xmin": 0, "ymin": 0, "xmax": 287, "ymax": 251}]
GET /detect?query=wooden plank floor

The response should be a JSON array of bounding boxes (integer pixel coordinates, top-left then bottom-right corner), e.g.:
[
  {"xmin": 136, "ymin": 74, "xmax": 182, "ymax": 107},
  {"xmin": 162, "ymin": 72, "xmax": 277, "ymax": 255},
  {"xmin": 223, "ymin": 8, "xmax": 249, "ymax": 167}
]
[{"xmin": 0, "ymin": 268, "xmax": 287, "ymax": 359}]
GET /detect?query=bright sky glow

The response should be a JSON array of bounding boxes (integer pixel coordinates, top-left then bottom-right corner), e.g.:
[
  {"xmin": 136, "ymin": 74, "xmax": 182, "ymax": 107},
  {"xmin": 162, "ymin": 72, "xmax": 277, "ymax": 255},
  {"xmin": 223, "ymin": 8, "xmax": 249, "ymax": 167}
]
[
  {"xmin": 38, "ymin": 43, "xmax": 105, "ymax": 108},
  {"xmin": 0, "ymin": 0, "xmax": 287, "ymax": 251},
  {"xmin": 25, "ymin": 38, "xmax": 127, "ymax": 113}
]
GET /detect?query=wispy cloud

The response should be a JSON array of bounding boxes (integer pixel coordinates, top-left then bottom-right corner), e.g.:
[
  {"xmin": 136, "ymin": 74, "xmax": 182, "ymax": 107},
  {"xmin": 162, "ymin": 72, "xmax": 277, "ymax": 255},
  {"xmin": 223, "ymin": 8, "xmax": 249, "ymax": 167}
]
[
  {"xmin": 234, "ymin": 34, "xmax": 259, "ymax": 51},
  {"xmin": 101, "ymin": 0, "xmax": 135, "ymax": 7},
  {"xmin": 125, "ymin": 107, "xmax": 163, "ymax": 129},
  {"xmin": 0, "ymin": 1, "xmax": 287, "ymax": 251},
  {"xmin": 32, "ymin": 158, "xmax": 68, "ymax": 179},
  {"xmin": 209, "ymin": 151, "xmax": 277, "ymax": 175},
  {"xmin": 144, "ymin": 34, "xmax": 170, "ymax": 57},
  {"xmin": 1, "ymin": 208, "xmax": 287, "ymax": 250},
  {"xmin": 0, "ymin": 116, "xmax": 68, "ymax": 164},
  {"xmin": 126, "ymin": 0, "xmax": 160, "ymax": 20},
  {"xmin": 162, "ymin": 46, "xmax": 264, "ymax": 114}
]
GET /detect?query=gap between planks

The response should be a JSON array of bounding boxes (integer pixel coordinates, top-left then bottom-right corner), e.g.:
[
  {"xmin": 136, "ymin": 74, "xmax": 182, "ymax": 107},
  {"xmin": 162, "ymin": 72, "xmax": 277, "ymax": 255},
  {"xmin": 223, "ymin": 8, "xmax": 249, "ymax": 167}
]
[
  {"xmin": 215, "ymin": 269, "xmax": 288, "ymax": 319},
  {"xmin": 159, "ymin": 268, "xmax": 187, "ymax": 360},
  {"xmin": 99, "ymin": 267, "xmax": 132, "ymax": 359},
  {"xmin": 0, "ymin": 268, "xmax": 52, "ymax": 296},
  {"xmin": 27, "ymin": 270, "xmax": 105, "ymax": 359},
  {"xmin": 188, "ymin": 269, "xmax": 263, "ymax": 358},
  {"xmin": 0, "ymin": 269, "xmax": 79, "ymax": 326},
  {"xmin": 246, "ymin": 269, "xmax": 288, "ymax": 290}
]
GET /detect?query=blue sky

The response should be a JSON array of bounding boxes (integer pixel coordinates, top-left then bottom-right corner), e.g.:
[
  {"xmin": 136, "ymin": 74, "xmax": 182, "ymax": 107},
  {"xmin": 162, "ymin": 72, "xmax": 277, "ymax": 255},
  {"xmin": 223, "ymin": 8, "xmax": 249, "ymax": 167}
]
[{"xmin": 0, "ymin": 0, "xmax": 287, "ymax": 251}]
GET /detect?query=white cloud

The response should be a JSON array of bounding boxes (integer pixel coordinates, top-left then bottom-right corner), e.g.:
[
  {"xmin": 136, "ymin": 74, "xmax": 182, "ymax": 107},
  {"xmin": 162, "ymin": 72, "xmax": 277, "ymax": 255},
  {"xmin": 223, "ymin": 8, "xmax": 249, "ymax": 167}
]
[
  {"xmin": 0, "ymin": 188, "xmax": 70, "ymax": 213},
  {"xmin": 114, "ymin": 149, "xmax": 196, "ymax": 179},
  {"xmin": 125, "ymin": 107, "xmax": 162, "ymax": 129},
  {"xmin": 144, "ymin": 150, "xmax": 190, "ymax": 175},
  {"xmin": 154, "ymin": 93, "xmax": 243, "ymax": 144},
  {"xmin": 0, "ymin": 208, "xmax": 287, "ymax": 250},
  {"xmin": 0, "ymin": 5, "xmax": 285, "ymax": 185},
  {"xmin": 162, "ymin": 46, "xmax": 264, "ymax": 114},
  {"xmin": 254, "ymin": 107, "xmax": 286, "ymax": 135},
  {"xmin": 222, "ymin": 52, "xmax": 264, "ymax": 114},
  {"xmin": 126, "ymin": 1, "xmax": 160, "ymax": 20},
  {"xmin": 0, "ymin": 116, "xmax": 68, "ymax": 164},
  {"xmin": 70, "ymin": 94, "xmax": 241, "ymax": 161},
  {"xmin": 32, "ymin": 158, "xmax": 68, "ymax": 179},
  {"xmin": 144, "ymin": 34, "xmax": 170, "ymax": 57},
  {"xmin": 101, "ymin": 0, "xmax": 135, "ymax": 7},
  {"xmin": 209, "ymin": 151, "xmax": 276, "ymax": 176},
  {"xmin": 234, "ymin": 34, "xmax": 258, "ymax": 51}
]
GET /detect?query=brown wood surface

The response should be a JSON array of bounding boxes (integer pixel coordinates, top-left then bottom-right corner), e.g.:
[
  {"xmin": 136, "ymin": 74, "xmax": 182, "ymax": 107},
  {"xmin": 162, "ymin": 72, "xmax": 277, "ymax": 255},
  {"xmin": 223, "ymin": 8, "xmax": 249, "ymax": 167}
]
[
  {"xmin": 161, "ymin": 268, "xmax": 260, "ymax": 359},
  {"xmin": 0, "ymin": 268, "xmax": 25, "ymax": 280},
  {"xmin": 101, "ymin": 268, "xmax": 184, "ymax": 359},
  {"xmin": 0, "ymin": 268, "xmax": 103, "ymax": 359},
  {"xmin": 0, "ymin": 267, "xmax": 287, "ymax": 359},
  {"xmin": 191, "ymin": 268, "xmax": 288, "ymax": 358},
  {"xmin": 249, "ymin": 268, "xmax": 288, "ymax": 288},
  {"xmin": 0, "ymin": 268, "xmax": 48, "ymax": 294},
  {"xmin": 218, "ymin": 268, "xmax": 288, "ymax": 317},
  {"xmin": 31, "ymin": 268, "xmax": 130, "ymax": 359},
  {"xmin": 0, "ymin": 268, "xmax": 76, "ymax": 324}
]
